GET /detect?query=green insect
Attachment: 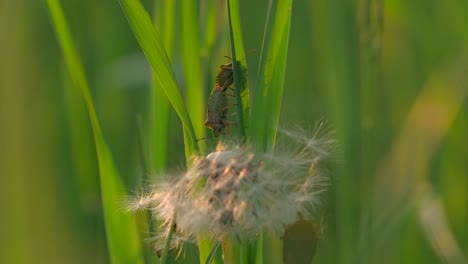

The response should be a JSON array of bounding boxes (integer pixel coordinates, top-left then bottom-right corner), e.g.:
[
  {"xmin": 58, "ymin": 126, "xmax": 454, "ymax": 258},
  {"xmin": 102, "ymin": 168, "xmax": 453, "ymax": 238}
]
[{"xmin": 205, "ymin": 84, "xmax": 237, "ymax": 137}]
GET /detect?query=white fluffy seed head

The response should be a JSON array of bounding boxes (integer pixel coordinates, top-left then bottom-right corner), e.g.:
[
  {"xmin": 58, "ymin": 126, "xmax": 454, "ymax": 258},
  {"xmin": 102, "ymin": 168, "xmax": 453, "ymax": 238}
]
[{"xmin": 129, "ymin": 124, "xmax": 336, "ymax": 248}]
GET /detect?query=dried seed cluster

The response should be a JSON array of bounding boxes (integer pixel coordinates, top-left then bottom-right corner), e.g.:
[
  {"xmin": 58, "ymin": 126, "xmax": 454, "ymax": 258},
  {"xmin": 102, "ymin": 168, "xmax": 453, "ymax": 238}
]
[{"xmin": 130, "ymin": 124, "xmax": 335, "ymax": 249}]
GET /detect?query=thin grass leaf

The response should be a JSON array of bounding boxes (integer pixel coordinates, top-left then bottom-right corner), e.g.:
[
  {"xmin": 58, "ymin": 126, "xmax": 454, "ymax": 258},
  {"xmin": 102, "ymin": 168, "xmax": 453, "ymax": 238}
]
[
  {"xmin": 180, "ymin": 1, "xmax": 217, "ymax": 261},
  {"xmin": 116, "ymin": 0, "xmax": 198, "ymax": 157},
  {"xmin": 159, "ymin": 222, "xmax": 176, "ymax": 264},
  {"xmin": 201, "ymin": 0, "xmax": 217, "ymax": 56},
  {"xmin": 63, "ymin": 75, "xmax": 99, "ymax": 208},
  {"xmin": 249, "ymin": 0, "xmax": 292, "ymax": 154},
  {"xmin": 198, "ymin": 238, "xmax": 220, "ymax": 264},
  {"xmin": 181, "ymin": 0, "xmax": 206, "ymax": 154},
  {"xmin": 46, "ymin": 1, "xmax": 143, "ymax": 263},
  {"xmin": 193, "ymin": 2, "xmax": 228, "ymax": 262},
  {"xmin": 148, "ymin": 0, "xmax": 176, "ymax": 173},
  {"xmin": 227, "ymin": 0, "xmax": 249, "ymax": 139}
]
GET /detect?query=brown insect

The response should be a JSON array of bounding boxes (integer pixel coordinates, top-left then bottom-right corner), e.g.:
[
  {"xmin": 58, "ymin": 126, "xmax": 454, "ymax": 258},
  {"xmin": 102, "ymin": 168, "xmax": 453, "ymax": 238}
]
[
  {"xmin": 205, "ymin": 51, "xmax": 255, "ymax": 137},
  {"xmin": 215, "ymin": 62, "xmax": 234, "ymax": 89},
  {"xmin": 204, "ymin": 84, "xmax": 237, "ymax": 137},
  {"xmin": 216, "ymin": 50, "xmax": 255, "ymax": 90}
]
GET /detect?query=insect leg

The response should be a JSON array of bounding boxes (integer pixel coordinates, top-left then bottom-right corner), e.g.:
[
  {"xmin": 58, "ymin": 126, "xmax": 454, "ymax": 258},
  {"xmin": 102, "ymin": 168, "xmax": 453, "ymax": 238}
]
[
  {"xmin": 221, "ymin": 103, "xmax": 237, "ymax": 111},
  {"xmin": 223, "ymin": 121, "xmax": 238, "ymax": 126},
  {"xmin": 221, "ymin": 77, "xmax": 234, "ymax": 92},
  {"xmin": 224, "ymin": 121, "xmax": 238, "ymax": 136},
  {"xmin": 223, "ymin": 91, "xmax": 235, "ymax": 97}
]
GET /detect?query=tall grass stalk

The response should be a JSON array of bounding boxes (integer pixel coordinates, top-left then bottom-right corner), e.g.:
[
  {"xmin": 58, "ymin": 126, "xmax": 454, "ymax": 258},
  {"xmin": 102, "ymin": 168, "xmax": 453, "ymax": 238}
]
[
  {"xmin": 181, "ymin": 0, "xmax": 206, "ymax": 154},
  {"xmin": 150, "ymin": 0, "xmax": 175, "ymax": 173},
  {"xmin": 227, "ymin": 0, "xmax": 249, "ymax": 140},
  {"xmin": 223, "ymin": 0, "xmax": 250, "ymax": 262},
  {"xmin": 249, "ymin": 0, "xmax": 293, "ymax": 263},
  {"xmin": 250, "ymin": 0, "xmax": 292, "ymax": 154},
  {"xmin": 46, "ymin": 1, "xmax": 143, "ymax": 263}
]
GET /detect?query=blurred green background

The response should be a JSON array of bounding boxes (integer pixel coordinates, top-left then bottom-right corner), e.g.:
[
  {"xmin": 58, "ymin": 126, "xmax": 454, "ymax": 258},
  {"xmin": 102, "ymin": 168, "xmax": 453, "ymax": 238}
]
[{"xmin": 1, "ymin": 0, "xmax": 467, "ymax": 263}]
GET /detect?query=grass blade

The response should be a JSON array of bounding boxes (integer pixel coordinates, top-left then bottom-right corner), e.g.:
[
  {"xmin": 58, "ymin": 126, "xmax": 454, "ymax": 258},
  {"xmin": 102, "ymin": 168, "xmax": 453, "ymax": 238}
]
[
  {"xmin": 204, "ymin": 242, "xmax": 221, "ymax": 264},
  {"xmin": 247, "ymin": 0, "xmax": 293, "ymax": 263},
  {"xmin": 149, "ymin": 0, "xmax": 176, "ymax": 173},
  {"xmin": 227, "ymin": 0, "xmax": 249, "ymax": 139},
  {"xmin": 159, "ymin": 222, "xmax": 176, "ymax": 264},
  {"xmin": 249, "ymin": 0, "xmax": 292, "ymax": 153},
  {"xmin": 201, "ymin": 0, "xmax": 218, "ymax": 55},
  {"xmin": 181, "ymin": 0, "xmax": 206, "ymax": 153},
  {"xmin": 180, "ymin": 1, "xmax": 217, "ymax": 262},
  {"xmin": 46, "ymin": 1, "xmax": 143, "ymax": 263},
  {"xmin": 116, "ymin": 0, "xmax": 198, "ymax": 156}
]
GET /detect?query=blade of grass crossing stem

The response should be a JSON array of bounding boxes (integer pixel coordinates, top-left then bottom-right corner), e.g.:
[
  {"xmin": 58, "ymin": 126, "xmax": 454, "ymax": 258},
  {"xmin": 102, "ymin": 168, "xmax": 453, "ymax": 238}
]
[
  {"xmin": 205, "ymin": 242, "xmax": 221, "ymax": 264},
  {"xmin": 250, "ymin": 0, "xmax": 292, "ymax": 155},
  {"xmin": 249, "ymin": 0, "xmax": 293, "ymax": 263},
  {"xmin": 149, "ymin": 0, "xmax": 176, "ymax": 173},
  {"xmin": 116, "ymin": 0, "xmax": 198, "ymax": 157},
  {"xmin": 46, "ymin": 1, "xmax": 143, "ymax": 263},
  {"xmin": 197, "ymin": 235, "xmax": 219, "ymax": 264},
  {"xmin": 181, "ymin": 0, "xmax": 205, "ymax": 154},
  {"xmin": 227, "ymin": 0, "xmax": 249, "ymax": 139},
  {"xmin": 222, "ymin": 2, "xmax": 251, "ymax": 262},
  {"xmin": 227, "ymin": 0, "xmax": 250, "ymax": 263},
  {"xmin": 160, "ymin": 222, "xmax": 176, "ymax": 264},
  {"xmin": 181, "ymin": 1, "xmax": 220, "ymax": 262}
]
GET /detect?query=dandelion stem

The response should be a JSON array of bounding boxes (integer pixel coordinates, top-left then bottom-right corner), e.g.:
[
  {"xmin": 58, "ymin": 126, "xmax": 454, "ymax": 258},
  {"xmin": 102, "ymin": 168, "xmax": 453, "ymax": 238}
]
[
  {"xmin": 160, "ymin": 220, "xmax": 176, "ymax": 264},
  {"xmin": 205, "ymin": 242, "xmax": 221, "ymax": 264}
]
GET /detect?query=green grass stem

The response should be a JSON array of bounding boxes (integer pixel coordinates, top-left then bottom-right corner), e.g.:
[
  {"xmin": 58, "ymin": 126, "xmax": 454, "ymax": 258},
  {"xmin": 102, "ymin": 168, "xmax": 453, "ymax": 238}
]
[
  {"xmin": 249, "ymin": 0, "xmax": 292, "ymax": 154},
  {"xmin": 248, "ymin": 0, "xmax": 293, "ymax": 263},
  {"xmin": 149, "ymin": 0, "xmax": 175, "ymax": 173},
  {"xmin": 181, "ymin": 0, "xmax": 206, "ymax": 154},
  {"xmin": 227, "ymin": 0, "xmax": 249, "ymax": 139}
]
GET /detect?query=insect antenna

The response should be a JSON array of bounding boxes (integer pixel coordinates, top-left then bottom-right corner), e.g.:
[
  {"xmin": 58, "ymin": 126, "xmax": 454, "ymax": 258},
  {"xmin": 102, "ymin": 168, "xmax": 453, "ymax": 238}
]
[
  {"xmin": 224, "ymin": 49, "xmax": 256, "ymax": 62},
  {"xmin": 196, "ymin": 137, "xmax": 211, "ymax": 142}
]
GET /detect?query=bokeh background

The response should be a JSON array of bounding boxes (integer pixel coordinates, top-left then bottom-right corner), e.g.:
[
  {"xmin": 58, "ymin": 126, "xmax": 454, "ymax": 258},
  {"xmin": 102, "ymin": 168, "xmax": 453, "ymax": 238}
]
[{"xmin": 1, "ymin": 0, "xmax": 467, "ymax": 263}]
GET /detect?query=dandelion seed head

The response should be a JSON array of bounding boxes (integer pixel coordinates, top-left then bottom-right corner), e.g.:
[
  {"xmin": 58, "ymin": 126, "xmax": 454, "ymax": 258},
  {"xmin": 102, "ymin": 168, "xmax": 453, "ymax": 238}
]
[{"xmin": 129, "ymin": 124, "xmax": 336, "ymax": 247}]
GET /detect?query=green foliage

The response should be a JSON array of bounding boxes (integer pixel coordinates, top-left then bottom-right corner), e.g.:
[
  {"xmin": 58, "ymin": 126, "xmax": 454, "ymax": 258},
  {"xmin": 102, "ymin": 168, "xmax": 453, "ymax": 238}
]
[
  {"xmin": 249, "ymin": 0, "xmax": 292, "ymax": 154},
  {"xmin": 227, "ymin": 0, "xmax": 249, "ymax": 139},
  {"xmin": 46, "ymin": 1, "xmax": 143, "ymax": 263},
  {"xmin": 181, "ymin": 0, "xmax": 206, "ymax": 154},
  {"xmin": 116, "ymin": 0, "xmax": 198, "ymax": 158},
  {"xmin": 149, "ymin": 0, "xmax": 175, "ymax": 173},
  {"xmin": 2, "ymin": 0, "xmax": 468, "ymax": 263}
]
